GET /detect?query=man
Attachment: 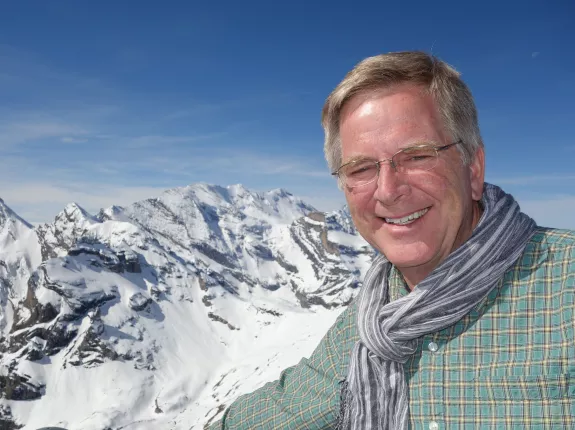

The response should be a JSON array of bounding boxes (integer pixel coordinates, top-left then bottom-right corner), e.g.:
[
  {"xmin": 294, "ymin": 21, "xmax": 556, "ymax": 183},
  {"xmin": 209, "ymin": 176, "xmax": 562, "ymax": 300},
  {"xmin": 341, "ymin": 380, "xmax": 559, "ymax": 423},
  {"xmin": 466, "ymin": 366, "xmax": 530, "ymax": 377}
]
[{"xmin": 210, "ymin": 51, "xmax": 575, "ymax": 429}]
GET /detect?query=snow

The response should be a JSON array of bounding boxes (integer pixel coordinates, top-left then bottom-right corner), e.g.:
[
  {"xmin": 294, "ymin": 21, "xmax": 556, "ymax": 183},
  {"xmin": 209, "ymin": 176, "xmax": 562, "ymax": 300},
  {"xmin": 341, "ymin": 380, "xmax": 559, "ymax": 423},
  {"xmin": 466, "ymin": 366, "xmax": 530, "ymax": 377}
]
[
  {"xmin": 0, "ymin": 199, "xmax": 42, "ymax": 334},
  {"xmin": 0, "ymin": 183, "xmax": 372, "ymax": 429}
]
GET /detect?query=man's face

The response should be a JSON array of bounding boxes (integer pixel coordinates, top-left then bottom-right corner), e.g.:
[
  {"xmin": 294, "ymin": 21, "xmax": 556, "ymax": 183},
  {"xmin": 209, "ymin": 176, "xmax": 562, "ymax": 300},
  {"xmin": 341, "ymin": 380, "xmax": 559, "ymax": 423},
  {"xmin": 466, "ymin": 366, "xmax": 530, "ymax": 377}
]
[{"xmin": 339, "ymin": 84, "xmax": 485, "ymax": 285}]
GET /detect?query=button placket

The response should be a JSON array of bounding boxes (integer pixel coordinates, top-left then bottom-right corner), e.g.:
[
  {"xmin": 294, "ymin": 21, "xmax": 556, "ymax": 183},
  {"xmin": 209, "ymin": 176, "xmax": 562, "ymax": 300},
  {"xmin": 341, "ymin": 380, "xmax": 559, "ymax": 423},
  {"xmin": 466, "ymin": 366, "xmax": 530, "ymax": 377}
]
[{"xmin": 423, "ymin": 337, "xmax": 444, "ymax": 427}]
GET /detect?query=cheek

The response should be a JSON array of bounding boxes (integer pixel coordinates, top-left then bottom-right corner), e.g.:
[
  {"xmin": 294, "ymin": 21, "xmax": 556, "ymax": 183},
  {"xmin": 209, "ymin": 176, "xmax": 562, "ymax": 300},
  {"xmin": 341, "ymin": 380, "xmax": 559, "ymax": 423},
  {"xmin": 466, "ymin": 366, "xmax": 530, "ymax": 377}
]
[
  {"xmin": 417, "ymin": 165, "xmax": 462, "ymax": 200},
  {"xmin": 346, "ymin": 192, "xmax": 375, "ymax": 220}
]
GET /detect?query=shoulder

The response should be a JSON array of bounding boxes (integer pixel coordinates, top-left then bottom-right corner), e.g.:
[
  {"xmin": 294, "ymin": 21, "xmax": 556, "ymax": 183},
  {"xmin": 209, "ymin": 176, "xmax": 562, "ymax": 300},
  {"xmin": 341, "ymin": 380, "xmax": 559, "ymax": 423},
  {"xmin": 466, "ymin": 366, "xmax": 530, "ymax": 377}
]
[
  {"xmin": 509, "ymin": 227, "xmax": 575, "ymax": 291},
  {"xmin": 529, "ymin": 227, "xmax": 575, "ymax": 248},
  {"xmin": 522, "ymin": 227, "xmax": 575, "ymax": 260}
]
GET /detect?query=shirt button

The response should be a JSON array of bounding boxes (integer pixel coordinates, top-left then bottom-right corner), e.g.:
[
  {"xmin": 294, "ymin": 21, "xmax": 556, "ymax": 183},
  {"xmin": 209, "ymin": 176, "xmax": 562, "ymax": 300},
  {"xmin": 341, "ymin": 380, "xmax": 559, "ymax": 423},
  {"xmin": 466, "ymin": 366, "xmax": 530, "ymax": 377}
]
[
  {"xmin": 428, "ymin": 341, "xmax": 439, "ymax": 352},
  {"xmin": 429, "ymin": 421, "xmax": 439, "ymax": 430}
]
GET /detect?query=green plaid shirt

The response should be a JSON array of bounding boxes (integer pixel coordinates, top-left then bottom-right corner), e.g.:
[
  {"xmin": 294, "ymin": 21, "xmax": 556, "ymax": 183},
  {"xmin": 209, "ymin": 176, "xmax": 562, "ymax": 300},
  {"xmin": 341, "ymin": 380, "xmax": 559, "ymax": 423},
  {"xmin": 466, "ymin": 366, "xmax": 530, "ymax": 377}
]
[{"xmin": 209, "ymin": 227, "xmax": 575, "ymax": 429}]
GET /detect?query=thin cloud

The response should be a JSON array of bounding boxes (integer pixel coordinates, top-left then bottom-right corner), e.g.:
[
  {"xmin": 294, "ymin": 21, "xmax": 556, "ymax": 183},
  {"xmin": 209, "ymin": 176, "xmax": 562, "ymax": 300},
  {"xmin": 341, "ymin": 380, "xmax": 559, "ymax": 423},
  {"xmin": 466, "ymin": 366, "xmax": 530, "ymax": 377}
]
[
  {"xmin": 518, "ymin": 195, "xmax": 575, "ymax": 229},
  {"xmin": 80, "ymin": 149, "xmax": 331, "ymax": 180},
  {"xmin": 0, "ymin": 181, "xmax": 169, "ymax": 224},
  {"xmin": 0, "ymin": 104, "xmax": 122, "ymax": 150},
  {"xmin": 0, "ymin": 44, "xmax": 114, "ymax": 101},
  {"xmin": 531, "ymin": 51, "xmax": 540, "ymax": 59},
  {"xmin": 125, "ymin": 132, "xmax": 229, "ymax": 148},
  {"xmin": 162, "ymin": 104, "xmax": 225, "ymax": 121},
  {"xmin": 199, "ymin": 150, "xmax": 330, "ymax": 179},
  {"xmin": 298, "ymin": 193, "xmax": 346, "ymax": 213},
  {"xmin": 0, "ymin": 120, "xmax": 88, "ymax": 147},
  {"xmin": 0, "ymin": 147, "xmax": 332, "ymax": 191},
  {"xmin": 60, "ymin": 136, "xmax": 89, "ymax": 144},
  {"xmin": 491, "ymin": 174, "xmax": 575, "ymax": 185},
  {"xmin": 161, "ymin": 92, "xmax": 306, "ymax": 123}
]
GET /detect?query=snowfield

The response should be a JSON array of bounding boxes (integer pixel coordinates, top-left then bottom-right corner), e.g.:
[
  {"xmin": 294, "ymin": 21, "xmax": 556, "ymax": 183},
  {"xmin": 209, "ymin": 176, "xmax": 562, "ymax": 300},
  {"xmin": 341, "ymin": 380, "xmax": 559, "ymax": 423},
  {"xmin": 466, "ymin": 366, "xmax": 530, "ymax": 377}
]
[{"xmin": 0, "ymin": 184, "xmax": 372, "ymax": 429}]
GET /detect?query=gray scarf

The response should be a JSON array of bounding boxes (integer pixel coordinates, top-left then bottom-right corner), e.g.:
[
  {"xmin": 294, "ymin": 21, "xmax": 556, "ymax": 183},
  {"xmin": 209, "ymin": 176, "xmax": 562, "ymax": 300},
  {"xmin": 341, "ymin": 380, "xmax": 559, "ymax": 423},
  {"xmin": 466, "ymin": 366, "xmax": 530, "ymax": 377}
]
[{"xmin": 337, "ymin": 183, "xmax": 537, "ymax": 429}]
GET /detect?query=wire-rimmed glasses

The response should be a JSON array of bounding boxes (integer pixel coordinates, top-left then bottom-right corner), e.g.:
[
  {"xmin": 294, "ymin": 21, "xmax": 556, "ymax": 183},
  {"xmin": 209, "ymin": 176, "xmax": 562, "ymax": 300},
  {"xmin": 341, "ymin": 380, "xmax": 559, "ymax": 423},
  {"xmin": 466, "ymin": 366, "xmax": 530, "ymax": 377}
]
[{"xmin": 332, "ymin": 140, "xmax": 462, "ymax": 189}]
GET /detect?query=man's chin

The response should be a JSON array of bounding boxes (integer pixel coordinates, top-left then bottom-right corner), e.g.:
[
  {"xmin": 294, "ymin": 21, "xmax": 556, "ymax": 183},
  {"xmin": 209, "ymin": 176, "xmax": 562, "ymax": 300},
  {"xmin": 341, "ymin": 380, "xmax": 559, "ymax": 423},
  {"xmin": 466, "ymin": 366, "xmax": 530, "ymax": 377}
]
[{"xmin": 378, "ymin": 242, "xmax": 435, "ymax": 268}]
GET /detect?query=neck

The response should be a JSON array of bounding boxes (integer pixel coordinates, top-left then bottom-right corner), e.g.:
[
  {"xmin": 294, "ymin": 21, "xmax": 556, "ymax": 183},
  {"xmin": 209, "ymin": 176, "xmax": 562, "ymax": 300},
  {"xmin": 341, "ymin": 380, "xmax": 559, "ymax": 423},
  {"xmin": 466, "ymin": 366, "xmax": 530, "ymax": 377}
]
[{"xmin": 401, "ymin": 200, "xmax": 483, "ymax": 290}]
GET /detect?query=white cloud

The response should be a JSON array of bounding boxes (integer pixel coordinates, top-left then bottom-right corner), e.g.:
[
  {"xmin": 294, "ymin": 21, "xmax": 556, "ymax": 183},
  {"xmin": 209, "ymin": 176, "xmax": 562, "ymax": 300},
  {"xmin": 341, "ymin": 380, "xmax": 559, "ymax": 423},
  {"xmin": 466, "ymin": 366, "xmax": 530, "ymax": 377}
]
[{"xmin": 531, "ymin": 51, "xmax": 540, "ymax": 58}]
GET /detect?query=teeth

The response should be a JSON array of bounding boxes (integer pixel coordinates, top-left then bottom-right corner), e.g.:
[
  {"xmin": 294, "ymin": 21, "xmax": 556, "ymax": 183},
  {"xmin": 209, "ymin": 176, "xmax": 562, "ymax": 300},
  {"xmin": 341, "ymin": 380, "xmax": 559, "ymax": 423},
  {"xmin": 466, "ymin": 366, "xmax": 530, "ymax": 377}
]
[{"xmin": 385, "ymin": 208, "xmax": 428, "ymax": 225}]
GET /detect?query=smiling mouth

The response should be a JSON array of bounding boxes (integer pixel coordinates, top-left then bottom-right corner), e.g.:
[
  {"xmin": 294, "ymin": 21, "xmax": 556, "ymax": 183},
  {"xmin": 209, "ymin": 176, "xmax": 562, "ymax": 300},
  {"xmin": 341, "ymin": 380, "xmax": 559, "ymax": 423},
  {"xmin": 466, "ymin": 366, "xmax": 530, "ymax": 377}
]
[{"xmin": 384, "ymin": 208, "xmax": 429, "ymax": 225}]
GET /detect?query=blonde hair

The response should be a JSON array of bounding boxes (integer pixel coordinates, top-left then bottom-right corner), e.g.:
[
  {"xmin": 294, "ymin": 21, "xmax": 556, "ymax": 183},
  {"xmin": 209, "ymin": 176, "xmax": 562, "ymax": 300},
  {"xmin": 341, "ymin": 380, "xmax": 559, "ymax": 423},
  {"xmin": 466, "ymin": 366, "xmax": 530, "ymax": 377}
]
[{"xmin": 322, "ymin": 51, "xmax": 483, "ymax": 173}]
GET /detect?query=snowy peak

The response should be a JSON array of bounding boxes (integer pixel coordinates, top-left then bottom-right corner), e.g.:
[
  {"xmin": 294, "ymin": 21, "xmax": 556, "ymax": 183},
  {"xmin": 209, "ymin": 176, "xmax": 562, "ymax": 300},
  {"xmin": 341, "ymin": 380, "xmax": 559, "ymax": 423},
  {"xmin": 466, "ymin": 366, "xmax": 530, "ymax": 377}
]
[
  {"xmin": 226, "ymin": 183, "xmax": 250, "ymax": 197},
  {"xmin": 260, "ymin": 188, "xmax": 316, "ymax": 222},
  {"xmin": 164, "ymin": 182, "xmax": 231, "ymax": 204},
  {"xmin": 58, "ymin": 202, "xmax": 99, "ymax": 225},
  {"xmin": 265, "ymin": 187, "xmax": 292, "ymax": 199},
  {"xmin": 117, "ymin": 182, "xmax": 319, "ymax": 260},
  {"xmin": 0, "ymin": 198, "xmax": 37, "ymax": 255},
  {"xmin": 160, "ymin": 182, "xmax": 315, "ymax": 224},
  {"xmin": 0, "ymin": 198, "xmax": 33, "ymax": 232},
  {"xmin": 96, "ymin": 205, "xmax": 126, "ymax": 222},
  {"xmin": 36, "ymin": 203, "xmax": 100, "ymax": 260}
]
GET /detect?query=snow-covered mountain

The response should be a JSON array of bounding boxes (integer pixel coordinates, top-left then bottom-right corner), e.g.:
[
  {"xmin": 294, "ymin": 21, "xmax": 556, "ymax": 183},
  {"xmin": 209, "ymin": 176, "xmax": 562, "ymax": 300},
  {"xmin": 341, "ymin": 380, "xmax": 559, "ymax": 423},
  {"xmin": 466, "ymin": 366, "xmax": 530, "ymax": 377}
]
[{"xmin": 0, "ymin": 183, "xmax": 373, "ymax": 429}]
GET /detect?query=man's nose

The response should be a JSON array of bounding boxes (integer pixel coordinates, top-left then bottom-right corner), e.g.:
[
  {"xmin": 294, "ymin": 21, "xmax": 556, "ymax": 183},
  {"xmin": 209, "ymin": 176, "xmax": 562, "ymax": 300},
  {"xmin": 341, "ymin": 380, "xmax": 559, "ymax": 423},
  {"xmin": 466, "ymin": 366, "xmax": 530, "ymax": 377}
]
[{"xmin": 373, "ymin": 163, "xmax": 410, "ymax": 205}]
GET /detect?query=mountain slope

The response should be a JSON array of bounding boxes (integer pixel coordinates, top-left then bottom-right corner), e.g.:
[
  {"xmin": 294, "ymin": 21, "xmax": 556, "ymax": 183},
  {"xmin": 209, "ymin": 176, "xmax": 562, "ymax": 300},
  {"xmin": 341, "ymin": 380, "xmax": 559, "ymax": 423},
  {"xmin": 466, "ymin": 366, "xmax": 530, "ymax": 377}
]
[
  {"xmin": 0, "ymin": 198, "xmax": 42, "ymax": 337},
  {"xmin": 0, "ymin": 184, "xmax": 372, "ymax": 429}
]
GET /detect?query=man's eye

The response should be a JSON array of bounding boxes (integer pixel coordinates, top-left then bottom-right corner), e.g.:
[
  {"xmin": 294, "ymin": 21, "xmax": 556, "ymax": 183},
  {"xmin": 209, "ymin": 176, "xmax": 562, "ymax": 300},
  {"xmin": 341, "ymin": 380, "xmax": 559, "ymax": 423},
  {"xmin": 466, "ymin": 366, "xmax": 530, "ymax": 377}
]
[
  {"xmin": 348, "ymin": 164, "xmax": 375, "ymax": 176},
  {"xmin": 408, "ymin": 154, "xmax": 433, "ymax": 161}
]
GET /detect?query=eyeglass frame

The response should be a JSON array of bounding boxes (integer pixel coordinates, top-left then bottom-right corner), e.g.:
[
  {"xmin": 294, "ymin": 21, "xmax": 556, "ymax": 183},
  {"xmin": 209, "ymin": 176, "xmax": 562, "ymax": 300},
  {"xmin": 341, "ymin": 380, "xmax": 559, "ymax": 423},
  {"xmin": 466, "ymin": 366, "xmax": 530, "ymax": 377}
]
[{"xmin": 331, "ymin": 140, "xmax": 463, "ymax": 188}]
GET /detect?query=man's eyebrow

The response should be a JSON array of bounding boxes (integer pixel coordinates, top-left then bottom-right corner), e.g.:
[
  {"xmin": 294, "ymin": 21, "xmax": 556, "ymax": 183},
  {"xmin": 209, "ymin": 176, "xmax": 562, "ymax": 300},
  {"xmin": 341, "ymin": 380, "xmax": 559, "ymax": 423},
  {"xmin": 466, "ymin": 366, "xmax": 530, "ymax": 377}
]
[
  {"xmin": 341, "ymin": 155, "xmax": 374, "ymax": 165},
  {"xmin": 397, "ymin": 140, "xmax": 441, "ymax": 149}
]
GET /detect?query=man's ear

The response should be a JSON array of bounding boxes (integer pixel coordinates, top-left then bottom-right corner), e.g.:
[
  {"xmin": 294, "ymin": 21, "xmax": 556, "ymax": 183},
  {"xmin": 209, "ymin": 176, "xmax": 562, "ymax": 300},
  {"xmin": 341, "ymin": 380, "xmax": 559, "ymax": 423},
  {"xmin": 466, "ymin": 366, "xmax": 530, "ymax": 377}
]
[{"xmin": 469, "ymin": 146, "xmax": 485, "ymax": 201}]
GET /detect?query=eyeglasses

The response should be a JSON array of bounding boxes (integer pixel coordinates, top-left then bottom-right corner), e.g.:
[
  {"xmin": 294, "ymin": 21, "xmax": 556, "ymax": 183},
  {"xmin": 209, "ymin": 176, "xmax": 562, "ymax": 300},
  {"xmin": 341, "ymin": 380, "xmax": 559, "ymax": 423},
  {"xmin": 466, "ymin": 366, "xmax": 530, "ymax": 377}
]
[{"xmin": 332, "ymin": 140, "xmax": 462, "ymax": 189}]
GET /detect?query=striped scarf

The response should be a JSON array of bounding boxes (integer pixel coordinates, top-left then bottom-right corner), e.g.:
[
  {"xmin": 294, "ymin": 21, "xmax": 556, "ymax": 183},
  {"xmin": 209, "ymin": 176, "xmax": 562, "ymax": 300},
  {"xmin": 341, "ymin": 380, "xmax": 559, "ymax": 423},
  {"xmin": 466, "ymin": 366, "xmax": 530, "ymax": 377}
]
[{"xmin": 337, "ymin": 183, "xmax": 537, "ymax": 429}]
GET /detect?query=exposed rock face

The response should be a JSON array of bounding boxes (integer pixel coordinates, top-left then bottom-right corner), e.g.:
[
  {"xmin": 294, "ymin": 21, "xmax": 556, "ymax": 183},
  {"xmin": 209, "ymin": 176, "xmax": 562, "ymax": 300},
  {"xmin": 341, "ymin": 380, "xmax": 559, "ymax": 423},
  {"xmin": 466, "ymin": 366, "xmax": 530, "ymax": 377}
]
[
  {"xmin": 0, "ymin": 183, "xmax": 372, "ymax": 429},
  {"xmin": 0, "ymin": 404, "xmax": 23, "ymax": 429},
  {"xmin": 0, "ymin": 373, "xmax": 45, "ymax": 400},
  {"xmin": 64, "ymin": 309, "xmax": 121, "ymax": 368},
  {"xmin": 68, "ymin": 244, "xmax": 141, "ymax": 274},
  {"xmin": 288, "ymin": 211, "xmax": 372, "ymax": 308},
  {"xmin": 129, "ymin": 293, "xmax": 152, "ymax": 311}
]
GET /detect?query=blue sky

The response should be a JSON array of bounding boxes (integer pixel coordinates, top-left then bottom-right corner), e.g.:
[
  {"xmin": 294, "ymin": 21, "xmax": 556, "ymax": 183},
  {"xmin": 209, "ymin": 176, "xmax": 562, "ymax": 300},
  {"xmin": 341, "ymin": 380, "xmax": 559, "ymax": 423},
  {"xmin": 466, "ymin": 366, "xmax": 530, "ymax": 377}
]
[{"xmin": 0, "ymin": 0, "xmax": 574, "ymax": 227}]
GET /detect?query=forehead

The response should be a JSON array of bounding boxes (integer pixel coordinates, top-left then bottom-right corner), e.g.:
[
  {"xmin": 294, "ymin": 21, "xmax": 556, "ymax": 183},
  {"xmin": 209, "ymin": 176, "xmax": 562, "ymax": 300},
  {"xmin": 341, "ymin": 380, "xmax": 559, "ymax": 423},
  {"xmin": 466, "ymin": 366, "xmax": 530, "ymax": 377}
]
[
  {"xmin": 339, "ymin": 84, "xmax": 446, "ymax": 158},
  {"xmin": 340, "ymin": 83, "xmax": 434, "ymax": 120}
]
